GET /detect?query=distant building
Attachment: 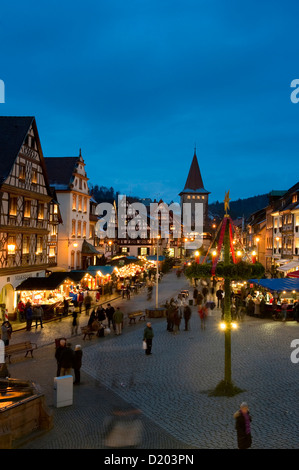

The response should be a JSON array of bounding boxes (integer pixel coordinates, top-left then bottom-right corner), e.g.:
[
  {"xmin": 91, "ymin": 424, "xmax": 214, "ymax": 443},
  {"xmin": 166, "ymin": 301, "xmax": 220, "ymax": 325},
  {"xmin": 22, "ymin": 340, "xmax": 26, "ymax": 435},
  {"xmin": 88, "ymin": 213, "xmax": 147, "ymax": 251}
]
[{"xmin": 45, "ymin": 151, "xmax": 100, "ymax": 270}]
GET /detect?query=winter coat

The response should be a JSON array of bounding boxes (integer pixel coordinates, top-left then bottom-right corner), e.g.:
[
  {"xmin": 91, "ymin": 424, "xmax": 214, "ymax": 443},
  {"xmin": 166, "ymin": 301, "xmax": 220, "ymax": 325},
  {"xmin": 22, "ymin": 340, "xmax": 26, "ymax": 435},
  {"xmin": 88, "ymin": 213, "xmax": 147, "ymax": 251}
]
[
  {"xmin": 113, "ymin": 309, "xmax": 124, "ymax": 324},
  {"xmin": 184, "ymin": 305, "xmax": 192, "ymax": 320},
  {"xmin": 73, "ymin": 350, "xmax": 83, "ymax": 370},
  {"xmin": 143, "ymin": 326, "xmax": 154, "ymax": 340},
  {"xmin": 60, "ymin": 346, "xmax": 74, "ymax": 369}
]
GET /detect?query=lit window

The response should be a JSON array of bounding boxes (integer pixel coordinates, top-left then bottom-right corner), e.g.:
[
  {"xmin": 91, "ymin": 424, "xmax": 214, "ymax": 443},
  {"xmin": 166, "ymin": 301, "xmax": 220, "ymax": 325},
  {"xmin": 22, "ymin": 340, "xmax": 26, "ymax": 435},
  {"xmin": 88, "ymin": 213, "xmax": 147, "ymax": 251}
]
[
  {"xmin": 83, "ymin": 221, "xmax": 87, "ymax": 237},
  {"xmin": 19, "ymin": 164, "xmax": 25, "ymax": 180},
  {"xmin": 32, "ymin": 169, "xmax": 38, "ymax": 184},
  {"xmin": 7, "ymin": 236, "xmax": 16, "ymax": 255},
  {"xmin": 36, "ymin": 236, "xmax": 43, "ymax": 254},
  {"xmin": 38, "ymin": 203, "xmax": 44, "ymax": 219},
  {"xmin": 72, "ymin": 219, "xmax": 76, "ymax": 237},
  {"xmin": 24, "ymin": 199, "xmax": 31, "ymax": 218},
  {"xmin": 77, "ymin": 221, "xmax": 82, "ymax": 237},
  {"xmin": 9, "ymin": 197, "xmax": 17, "ymax": 216},
  {"xmin": 78, "ymin": 196, "xmax": 82, "ymax": 211},
  {"xmin": 22, "ymin": 236, "xmax": 29, "ymax": 254},
  {"xmin": 72, "ymin": 194, "xmax": 77, "ymax": 210},
  {"xmin": 49, "ymin": 246, "xmax": 55, "ymax": 258}
]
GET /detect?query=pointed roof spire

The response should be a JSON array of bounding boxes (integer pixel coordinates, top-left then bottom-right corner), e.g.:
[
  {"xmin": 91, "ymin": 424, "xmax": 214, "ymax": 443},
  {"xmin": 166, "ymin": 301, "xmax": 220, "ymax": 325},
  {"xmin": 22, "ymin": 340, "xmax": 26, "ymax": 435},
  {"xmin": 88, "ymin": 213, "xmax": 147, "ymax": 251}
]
[{"xmin": 179, "ymin": 148, "xmax": 210, "ymax": 195}]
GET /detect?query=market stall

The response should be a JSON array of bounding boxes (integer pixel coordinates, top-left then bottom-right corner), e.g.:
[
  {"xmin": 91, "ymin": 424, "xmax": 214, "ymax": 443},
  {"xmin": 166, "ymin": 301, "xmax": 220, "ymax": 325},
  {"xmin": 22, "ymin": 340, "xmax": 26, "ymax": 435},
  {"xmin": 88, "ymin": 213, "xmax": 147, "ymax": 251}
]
[
  {"xmin": 248, "ymin": 278, "xmax": 299, "ymax": 319},
  {"xmin": 15, "ymin": 272, "xmax": 89, "ymax": 320}
]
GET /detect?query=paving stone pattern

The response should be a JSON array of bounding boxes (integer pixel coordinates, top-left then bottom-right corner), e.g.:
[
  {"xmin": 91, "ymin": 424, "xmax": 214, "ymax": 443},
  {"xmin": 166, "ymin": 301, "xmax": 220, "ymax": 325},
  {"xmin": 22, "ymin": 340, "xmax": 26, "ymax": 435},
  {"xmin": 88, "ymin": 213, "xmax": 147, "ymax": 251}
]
[{"xmin": 6, "ymin": 272, "xmax": 299, "ymax": 449}]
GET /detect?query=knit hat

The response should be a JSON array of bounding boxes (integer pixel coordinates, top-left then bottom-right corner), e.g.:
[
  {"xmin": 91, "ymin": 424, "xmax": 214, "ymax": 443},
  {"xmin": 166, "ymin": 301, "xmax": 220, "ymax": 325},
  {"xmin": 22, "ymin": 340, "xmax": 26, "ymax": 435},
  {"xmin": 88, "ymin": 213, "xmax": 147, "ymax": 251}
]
[
  {"xmin": 75, "ymin": 345, "xmax": 81, "ymax": 350},
  {"xmin": 240, "ymin": 402, "xmax": 248, "ymax": 408}
]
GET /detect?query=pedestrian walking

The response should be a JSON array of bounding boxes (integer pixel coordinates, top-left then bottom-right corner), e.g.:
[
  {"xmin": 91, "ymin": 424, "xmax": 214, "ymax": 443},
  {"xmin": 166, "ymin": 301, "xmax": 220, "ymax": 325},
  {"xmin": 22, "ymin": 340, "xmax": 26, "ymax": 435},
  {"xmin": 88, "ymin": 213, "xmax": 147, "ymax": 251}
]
[
  {"xmin": 55, "ymin": 339, "xmax": 66, "ymax": 377},
  {"xmin": 73, "ymin": 344, "xmax": 83, "ymax": 385},
  {"xmin": 193, "ymin": 288, "xmax": 198, "ymax": 305},
  {"xmin": 1, "ymin": 320, "xmax": 12, "ymax": 346},
  {"xmin": 198, "ymin": 304, "xmax": 208, "ymax": 330},
  {"xmin": 60, "ymin": 342, "xmax": 74, "ymax": 376},
  {"xmin": 202, "ymin": 285, "xmax": 209, "ymax": 302},
  {"xmin": 183, "ymin": 304, "xmax": 192, "ymax": 331},
  {"xmin": 143, "ymin": 322, "xmax": 154, "ymax": 355},
  {"xmin": 17, "ymin": 300, "xmax": 26, "ymax": 322},
  {"xmin": 216, "ymin": 288, "xmax": 223, "ymax": 308},
  {"xmin": 197, "ymin": 291, "xmax": 203, "ymax": 306},
  {"xmin": 113, "ymin": 307, "xmax": 124, "ymax": 335},
  {"xmin": 71, "ymin": 309, "xmax": 79, "ymax": 336},
  {"xmin": 106, "ymin": 303, "xmax": 115, "ymax": 331},
  {"xmin": 63, "ymin": 297, "xmax": 69, "ymax": 316},
  {"xmin": 78, "ymin": 291, "xmax": 84, "ymax": 314},
  {"xmin": 234, "ymin": 402, "xmax": 252, "ymax": 449},
  {"xmin": 84, "ymin": 292, "xmax": 92, "ymax": 316},
  {"xmin": 25, "ymin": 303, "xmax": 33, "ymax": 331},
  {"xmin": 96, "ymin": 305, "xmax": 106, "ymax": 322},
  {"xmin": 34, "ymin": 304, "xmax": 44, "ymax": 328},
  {"xmin": 173, "ymin": 308, "xmax": 181, "ymax": 334}
]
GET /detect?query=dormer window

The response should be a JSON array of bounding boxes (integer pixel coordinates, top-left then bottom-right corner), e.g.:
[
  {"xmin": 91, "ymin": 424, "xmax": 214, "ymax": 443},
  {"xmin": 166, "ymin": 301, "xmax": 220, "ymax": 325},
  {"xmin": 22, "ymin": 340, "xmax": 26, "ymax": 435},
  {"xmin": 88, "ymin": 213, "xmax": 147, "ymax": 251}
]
[{"xmin": 292, "ymin": 194, "xmax": 298, "ymax": 203}]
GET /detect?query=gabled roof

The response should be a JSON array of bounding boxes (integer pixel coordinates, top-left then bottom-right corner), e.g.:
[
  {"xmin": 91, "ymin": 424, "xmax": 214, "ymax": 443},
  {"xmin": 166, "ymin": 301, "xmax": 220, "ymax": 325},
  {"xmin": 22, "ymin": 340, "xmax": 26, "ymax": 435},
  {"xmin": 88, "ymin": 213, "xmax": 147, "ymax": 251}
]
[
  {"xmin": 44, "ymin": 156, "xmax": 80, "ymax": 189},
  {"xmin": 0, "ymin": 116, "xmax": 53, "ymax": 196},
  {"xmin": 0, "ymin": 116, "xmax": 35, "ymax": 184},
  {"xmin": 179, "ymin": 149, "xmax": 210, "ymax": 195},
  {"xmin": 15, "ymin": 272, "xmax": 86, "ymax": 291}
]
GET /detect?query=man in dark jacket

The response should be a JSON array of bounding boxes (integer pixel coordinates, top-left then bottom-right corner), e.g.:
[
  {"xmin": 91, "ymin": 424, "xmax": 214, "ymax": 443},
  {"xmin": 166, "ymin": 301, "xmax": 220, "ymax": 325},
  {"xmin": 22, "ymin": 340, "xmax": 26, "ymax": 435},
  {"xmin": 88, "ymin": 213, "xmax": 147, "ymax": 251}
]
[
  {"xmin": 183, "ymin": 305, "xmax": 192, "ymax": 331},
  {"xmin": 234, "ymin": 402, "xmax": 252, "ymax": 449},
  {"xmin": 143, "ymin": 322, "xmax": 154, "ymax": 355},
  {"xmin": 60, "ymin": 342, "xmax": 74, "ymax": 376},
  {"xmin": 73, "ymin": 345, "xmax": 83, "ymax": 385},
  {"xmin": 55, "ymin": 339, "xmax": 66, "ymax": 376},
  {"xmin": 105, "ymin": 304, "xmax": 115, "ymax": 331}
]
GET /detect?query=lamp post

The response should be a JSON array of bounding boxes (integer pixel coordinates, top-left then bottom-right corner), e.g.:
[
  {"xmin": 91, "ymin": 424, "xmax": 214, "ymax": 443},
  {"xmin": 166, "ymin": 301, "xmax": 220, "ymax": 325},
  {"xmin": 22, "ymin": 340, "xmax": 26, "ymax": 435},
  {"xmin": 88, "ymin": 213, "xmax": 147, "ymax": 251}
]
[{"xmin": 255, "ymin": 236, "xmax": 260, "ymax": 262}]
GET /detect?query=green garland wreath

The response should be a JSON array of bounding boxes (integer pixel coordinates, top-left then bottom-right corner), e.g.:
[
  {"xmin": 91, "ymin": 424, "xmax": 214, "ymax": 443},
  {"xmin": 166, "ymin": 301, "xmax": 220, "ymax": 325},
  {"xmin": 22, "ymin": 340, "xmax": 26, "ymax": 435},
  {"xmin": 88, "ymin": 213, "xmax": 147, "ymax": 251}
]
[{"xmin": 185, "ymin": 260, "xmax": 265, "ymax": 280}]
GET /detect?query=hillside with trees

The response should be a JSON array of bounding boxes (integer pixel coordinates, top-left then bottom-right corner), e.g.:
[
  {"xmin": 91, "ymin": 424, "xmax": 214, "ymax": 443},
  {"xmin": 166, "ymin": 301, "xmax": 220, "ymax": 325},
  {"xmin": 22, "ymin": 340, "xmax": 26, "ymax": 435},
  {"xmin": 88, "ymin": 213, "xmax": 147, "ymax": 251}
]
[{"xmin": 209, "ymin": 194, "xmax": 269, "ymax": 219}]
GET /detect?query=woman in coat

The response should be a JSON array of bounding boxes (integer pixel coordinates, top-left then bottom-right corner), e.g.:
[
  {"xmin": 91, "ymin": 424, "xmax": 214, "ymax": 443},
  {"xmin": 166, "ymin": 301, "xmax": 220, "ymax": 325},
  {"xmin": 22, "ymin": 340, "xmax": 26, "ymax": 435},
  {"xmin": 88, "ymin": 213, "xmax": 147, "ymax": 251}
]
[{"xmin": 234, "ymin": 402, "xmax": 252, "ymax": 449}]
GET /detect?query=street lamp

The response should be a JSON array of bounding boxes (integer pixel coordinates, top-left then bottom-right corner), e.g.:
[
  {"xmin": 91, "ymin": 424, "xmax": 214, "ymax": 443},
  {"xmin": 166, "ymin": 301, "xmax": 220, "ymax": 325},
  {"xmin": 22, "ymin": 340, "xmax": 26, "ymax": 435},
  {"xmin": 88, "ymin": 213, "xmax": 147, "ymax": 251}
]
[{"xmin": 255, "ymin": 237, "xmax": 260, "ymax": 262}]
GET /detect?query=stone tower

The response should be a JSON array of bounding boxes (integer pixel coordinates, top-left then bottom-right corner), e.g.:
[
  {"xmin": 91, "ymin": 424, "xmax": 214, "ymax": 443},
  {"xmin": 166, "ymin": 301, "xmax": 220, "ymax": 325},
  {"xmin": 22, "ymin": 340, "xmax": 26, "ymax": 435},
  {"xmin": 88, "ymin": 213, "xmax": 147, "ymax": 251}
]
[{"xmin": 179, "ymin": 148, "xmax": 210, "ymax": 234}]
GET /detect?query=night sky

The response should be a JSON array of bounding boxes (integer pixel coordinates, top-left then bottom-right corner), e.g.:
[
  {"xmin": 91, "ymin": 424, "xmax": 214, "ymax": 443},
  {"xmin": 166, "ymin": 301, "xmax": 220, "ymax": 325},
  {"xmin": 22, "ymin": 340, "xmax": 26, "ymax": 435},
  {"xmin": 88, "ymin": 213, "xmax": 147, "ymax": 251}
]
[{"xmin": 1, "ymin": 0, "xmax": 298, "ymax": 204}]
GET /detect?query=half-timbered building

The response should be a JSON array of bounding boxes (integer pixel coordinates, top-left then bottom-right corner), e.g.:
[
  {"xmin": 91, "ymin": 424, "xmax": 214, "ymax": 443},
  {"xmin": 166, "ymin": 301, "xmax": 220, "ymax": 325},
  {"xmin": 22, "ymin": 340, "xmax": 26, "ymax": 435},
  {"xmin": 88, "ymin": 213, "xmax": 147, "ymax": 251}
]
[{"xmin": 0, "ymin": 116, "xmax": 60, "ymax": 316}]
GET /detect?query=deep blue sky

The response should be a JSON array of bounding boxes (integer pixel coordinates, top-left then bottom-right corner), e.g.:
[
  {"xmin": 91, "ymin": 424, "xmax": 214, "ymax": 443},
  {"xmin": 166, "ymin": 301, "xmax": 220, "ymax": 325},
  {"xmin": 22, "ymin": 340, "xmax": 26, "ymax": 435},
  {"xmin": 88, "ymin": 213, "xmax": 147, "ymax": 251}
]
[{"xmin": 0, "ymin": 0, "xmax": 298, "ymax": 203}]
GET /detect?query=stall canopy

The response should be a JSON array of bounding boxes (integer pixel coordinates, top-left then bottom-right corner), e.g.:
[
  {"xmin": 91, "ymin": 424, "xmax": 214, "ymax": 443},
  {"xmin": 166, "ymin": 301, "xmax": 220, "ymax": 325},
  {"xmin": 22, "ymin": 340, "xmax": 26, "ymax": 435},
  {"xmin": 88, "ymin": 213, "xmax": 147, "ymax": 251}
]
[
  {"xmin": 109, "ymin": 256, "xmax": 139, "ymax": 266},
  {"xmin": 86, "ymin": 265, "xmax": 115, "ymax": 276},
  {"xmin": 277, "ymin": 260, "xmax": 299, "ymax": 272},
  {"xmin": 146, "ymin": 255, "xmax": 165, "ymax": 262},
  {"xmin": 16, "ymin": 272, "xmax": 86, "ymax": 291},
  {"xmin": 249, "ymin": 278, "xmax": 299, "ymax": 292},
  {"xmin": 287, "ymin": 270, "xmax": 299, "ymax": 278}
]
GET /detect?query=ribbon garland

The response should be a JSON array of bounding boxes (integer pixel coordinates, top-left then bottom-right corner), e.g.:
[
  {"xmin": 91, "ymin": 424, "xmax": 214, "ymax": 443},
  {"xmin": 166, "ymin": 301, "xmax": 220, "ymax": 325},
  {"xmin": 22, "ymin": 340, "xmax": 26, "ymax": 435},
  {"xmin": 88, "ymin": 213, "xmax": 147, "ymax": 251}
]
[
  {"xmin": 211, "ymin": 217, "xmax": 227, "ymax": 275},
  {"xmin": 229, "ymin": 218, "xmax": 236, "ymax": 264}
]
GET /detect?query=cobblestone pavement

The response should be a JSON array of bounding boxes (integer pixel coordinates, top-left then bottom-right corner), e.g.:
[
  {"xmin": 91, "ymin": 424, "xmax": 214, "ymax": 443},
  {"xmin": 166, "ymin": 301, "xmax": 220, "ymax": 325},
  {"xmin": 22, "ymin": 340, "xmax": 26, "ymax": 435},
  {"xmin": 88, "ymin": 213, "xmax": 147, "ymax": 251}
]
[{"xmin": 5, "ymin": 272, "xmax": 299, "ymax": 449}]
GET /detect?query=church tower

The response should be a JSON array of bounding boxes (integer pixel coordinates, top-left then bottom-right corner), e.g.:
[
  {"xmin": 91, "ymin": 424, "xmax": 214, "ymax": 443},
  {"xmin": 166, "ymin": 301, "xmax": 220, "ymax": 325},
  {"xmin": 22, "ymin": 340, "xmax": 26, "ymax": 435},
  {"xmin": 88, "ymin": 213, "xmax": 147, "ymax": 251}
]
[{"xmin": 179, "ymin": 148, "xmax": 210, "ymax": 234}]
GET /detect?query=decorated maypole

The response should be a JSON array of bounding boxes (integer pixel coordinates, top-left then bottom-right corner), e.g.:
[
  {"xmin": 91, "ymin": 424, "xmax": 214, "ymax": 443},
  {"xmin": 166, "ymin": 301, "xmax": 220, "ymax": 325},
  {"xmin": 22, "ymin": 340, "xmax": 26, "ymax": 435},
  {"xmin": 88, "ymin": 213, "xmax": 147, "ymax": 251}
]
[
  {"xmin": 212, "ymin": 191, "xmax": 241, "ymax": 395},
  {"xmin": 185, "ymin": 191, "xmax": 265, "ymax": 396}
]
